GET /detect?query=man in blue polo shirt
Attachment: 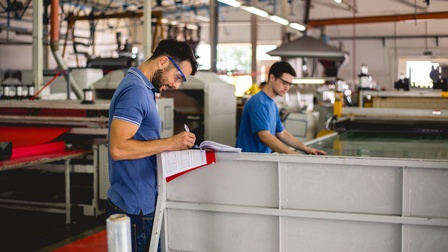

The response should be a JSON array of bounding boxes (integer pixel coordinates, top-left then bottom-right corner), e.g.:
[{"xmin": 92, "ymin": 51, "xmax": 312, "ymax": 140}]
[
  {"xmin": 236, "ymin": 61, "xmax": 326, "ymax": 155},
  {"xmin": 107, "ymin": 39, "xmax": 198, "ymax": 252}
]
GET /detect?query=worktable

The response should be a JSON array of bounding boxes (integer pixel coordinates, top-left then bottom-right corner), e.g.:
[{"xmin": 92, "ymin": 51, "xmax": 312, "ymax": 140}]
[
  {"xmin": 149, "ymin": 122, "xmax": 448, "ymax": 252},
  {"xmin": 0, "ymin": 149, "xmax": 91, "ymax": 224},
  {"xmin": 306, "ymin": 131, "xmax": 448, "ymax": 160}
]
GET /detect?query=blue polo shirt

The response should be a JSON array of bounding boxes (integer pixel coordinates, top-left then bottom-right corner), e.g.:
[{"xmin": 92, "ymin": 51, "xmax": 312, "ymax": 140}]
[
  {"xmin": 107, "ymin": 67, "xmax": 160, "ymax": 215},
  {"xmin": 236, "ymin": 91, "xmax": 284, "ymax": 153}
]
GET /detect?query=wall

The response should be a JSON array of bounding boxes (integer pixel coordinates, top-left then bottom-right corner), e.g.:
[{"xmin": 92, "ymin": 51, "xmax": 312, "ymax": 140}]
[{"xmin": 0, "ymin": 13, "xmax": 130, "ymax": 70}]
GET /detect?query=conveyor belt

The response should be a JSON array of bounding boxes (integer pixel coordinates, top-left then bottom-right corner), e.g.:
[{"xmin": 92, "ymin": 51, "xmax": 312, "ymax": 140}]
[{"xmin": 307, "ymin": 131, "xmax": 448, "ymax": 160}]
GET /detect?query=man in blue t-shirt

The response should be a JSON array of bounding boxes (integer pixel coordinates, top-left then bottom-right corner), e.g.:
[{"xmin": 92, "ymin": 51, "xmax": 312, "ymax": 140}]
[
  {"xmin": 236, "ymin": 61, "xmax": 327, "ymax": 155},
  {"xmin": 107, "ymin": 39, "xmax": 198, "ymax": 252}
]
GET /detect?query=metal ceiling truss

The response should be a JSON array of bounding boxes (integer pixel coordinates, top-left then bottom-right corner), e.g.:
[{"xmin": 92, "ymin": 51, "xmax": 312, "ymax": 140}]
[{"xmin": 0, "ymin": 0, "xmax": 32, "ymax": 19}]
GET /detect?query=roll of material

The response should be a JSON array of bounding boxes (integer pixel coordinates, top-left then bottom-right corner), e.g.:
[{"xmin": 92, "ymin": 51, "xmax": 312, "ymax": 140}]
[{"xmin": 107, "ymin": 214, "xmax": 132, "ymax": 252}]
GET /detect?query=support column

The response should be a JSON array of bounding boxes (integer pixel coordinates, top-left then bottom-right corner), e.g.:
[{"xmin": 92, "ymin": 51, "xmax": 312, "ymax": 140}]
[
  {"xmin": 251, "ymin": 0, "xmax": 258, "ymax": 84},
  {"xmin": 33, "ymin": 0, "xmax": 43, "ymax": 91},
  {"xmin": 209, "ymin": 0, "xmax": 218, "ymax": 73},
  {"xmin": 143, "ymin": 0, "xmax": 152, "ymax": 59}
]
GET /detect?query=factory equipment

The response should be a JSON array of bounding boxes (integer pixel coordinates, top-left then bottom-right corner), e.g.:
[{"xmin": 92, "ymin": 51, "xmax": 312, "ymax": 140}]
[
  {"xmin": 394, "ymin": 73, "xmax": 410, "ymax": 91},
  {"xmin": 358, "ymin": 64, "xmax": 374, "ymax": 89},
  {"xmin": 356, "ymin": 64, "xmax": 378, "ymax": 107},
  {"xmin": 430, "ymin": 65, "xmax": 448, "ymax": 93},
  {"xmin": 14, "ymin": 68, "xmax": 104, "ymax": 100},
  {"xmin": 90, "ymin": 69, "xmax": 126, "ymax": 99},
  {"xmin": 0, "ymin": 100, "xmax": 109, "ymax": 223},
  {"xmin": 161, "ymin": 71, "xmax": 237, "ymax": 146},
  {"xmin": 283, "ymin": 111, "xmax": 319, "ymax": 142},
  {"xmin": 0, "ymin": 71, "xmax": 174, "ymax": 221},
  {"xmin": 315, "ymin": 88, "xmax": 448, "ymax": 159},
  {"xmin": 87, "ymin": 57, "xmax": 135, "ymax": 74}
]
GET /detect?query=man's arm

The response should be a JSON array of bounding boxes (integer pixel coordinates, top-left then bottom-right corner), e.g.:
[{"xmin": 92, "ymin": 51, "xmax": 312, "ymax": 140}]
[
  {"xmin": 109, "ymin": 119, "xmax": 196, "ymax": 160},
  {"xmin": 276, "ymin": 130, "xmax": 327, "ymax": 155},
  {"xmin": 258, "ymin": 130, "xmax": 296, "ymax": 154}
]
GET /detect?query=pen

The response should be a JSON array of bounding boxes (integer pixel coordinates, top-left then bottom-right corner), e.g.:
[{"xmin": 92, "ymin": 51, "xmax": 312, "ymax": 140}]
[{"xmin": 184, "ymin": 124, "xmax": 190, "ymax": 132}]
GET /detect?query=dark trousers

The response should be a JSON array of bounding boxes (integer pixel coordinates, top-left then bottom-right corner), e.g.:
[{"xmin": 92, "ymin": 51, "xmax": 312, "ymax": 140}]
[{"xmin": 107, "ymin": 198, "xmax": 160, "ymax": 252}]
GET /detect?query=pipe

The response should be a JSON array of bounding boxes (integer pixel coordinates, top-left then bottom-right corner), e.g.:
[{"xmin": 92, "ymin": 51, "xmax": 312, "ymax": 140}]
[
  {"xmin": 66, "ymin": 10, "xmax": 163, "ymax": 22},
  {"xmin": 307, "ymin": 11, "xmax": 448, "ymax": 27},
  {"xmin": 50, "ymin": 0, "xmax": 82, "ymax": 99}
]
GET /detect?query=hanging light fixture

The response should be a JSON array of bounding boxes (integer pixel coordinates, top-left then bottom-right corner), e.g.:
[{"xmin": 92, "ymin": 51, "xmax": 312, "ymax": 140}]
[
  {"xmin": 241, "ymin": 6, "xmax": 269, "ymax": 17},
  {"xmin": 289, "ymin": 22, "xmax": 306, "ymax": 31},
  {"xmin": 270, "ymin": 15, "xmax": 289, "ymax": 25},
  {"xmin": 217, "ymin": 0, "xmax": 241, "ymax": 8},
  {"xmin": 217, "ymin": 0, "xmax": 307, "ymax": 31}
]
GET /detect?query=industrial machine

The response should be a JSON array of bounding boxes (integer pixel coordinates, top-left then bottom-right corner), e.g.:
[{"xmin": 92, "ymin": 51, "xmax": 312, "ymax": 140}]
[
  {"xmin": 161, "ymin": 71, "xmax": 237, "ymax": 146},
  {"xmin": 307, "ymin": 88, "xmax": 448, "ymax": 158},
  {"xmin": 0, "ymin": 68, "xmax": 174, "ymax": 222},
  {"xmin": 0, "ymin": 68, "xmax": 236, "ymax": 223},
  {"xmin": 0, "ymin": 99, "xmax": 109, "ymax": 223}
]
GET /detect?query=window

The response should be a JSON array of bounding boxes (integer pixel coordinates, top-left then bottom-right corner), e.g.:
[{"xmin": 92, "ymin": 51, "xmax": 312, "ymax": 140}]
[
  {"xmin": 195, "ymin": 43, "xmax": 280, "ymax": 96},
  {"xmin": 405, "ymin": 61, "xmax": 439, "ymax": 88}
]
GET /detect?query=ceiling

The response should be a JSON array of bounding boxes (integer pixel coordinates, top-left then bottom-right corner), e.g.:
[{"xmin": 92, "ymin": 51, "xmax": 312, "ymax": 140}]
[
  {"xmin": 76, "ymin": 0, "xmax": 448, "ymax": 42},
  {"xmin": 1, "ymin": 0, "xmax": 448, "ymax": 41}
]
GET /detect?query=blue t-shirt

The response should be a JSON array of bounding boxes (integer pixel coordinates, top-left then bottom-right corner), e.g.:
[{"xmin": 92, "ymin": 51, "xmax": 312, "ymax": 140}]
[
  {"xmin": 107, "ymin": 67, "xmax": 160, "ymax": 215},
  {"xmin": 236, "ymin": 91, "xmax": 284, "ymax": 153}
]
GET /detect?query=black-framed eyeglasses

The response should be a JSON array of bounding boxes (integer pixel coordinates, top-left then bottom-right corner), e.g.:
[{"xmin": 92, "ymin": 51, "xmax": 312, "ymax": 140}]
[
  {"xmin": 168, "ymin": 56, "xmax": 187, "ymax": 83},
  {"xmin": 278, "ymin": 77, "xmax": 294, "ymax": 87}
]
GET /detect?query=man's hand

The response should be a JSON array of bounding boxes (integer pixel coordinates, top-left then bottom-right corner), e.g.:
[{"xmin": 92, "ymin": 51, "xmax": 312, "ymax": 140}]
[
  {"xmin": 169, "ymin": 131, "xmax": 196, "ymax": 150},
  {"xmin": 305, "ymin": 147, "xmax": 327, "ymax": 155}
]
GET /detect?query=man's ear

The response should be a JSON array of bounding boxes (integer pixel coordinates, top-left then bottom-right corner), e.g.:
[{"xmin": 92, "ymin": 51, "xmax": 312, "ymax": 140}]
[{"xmin": 157, "ymin": 56, "xmax": 169, "ymax": 69}]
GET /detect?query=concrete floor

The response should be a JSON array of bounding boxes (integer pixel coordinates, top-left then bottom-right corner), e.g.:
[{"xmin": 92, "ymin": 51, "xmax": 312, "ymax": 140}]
[{"xmin": 0, "ymin": 208, "xmax": 107, "ymax": 251}]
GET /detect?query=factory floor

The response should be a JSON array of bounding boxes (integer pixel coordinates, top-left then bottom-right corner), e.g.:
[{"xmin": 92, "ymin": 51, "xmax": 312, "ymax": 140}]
[{"xmin": 0, "ymin": 208, "xmax": 108, "ymax": 251}]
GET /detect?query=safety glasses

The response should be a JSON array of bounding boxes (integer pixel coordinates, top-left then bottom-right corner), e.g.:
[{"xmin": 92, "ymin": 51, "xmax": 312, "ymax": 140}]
[
  {"xmin": 168, "ymin": 56, "xmax": 187, "ymax": 83},
  {"xmin": 278, "ymin": 77, "xmax": 294, "ymax": 88}
]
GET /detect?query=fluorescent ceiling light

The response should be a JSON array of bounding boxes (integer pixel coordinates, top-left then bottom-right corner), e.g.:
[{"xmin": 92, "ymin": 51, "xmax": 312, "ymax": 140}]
[
  {"xmin": 293, "ymin": 78, "xmax": 326, "ymax": 84},
  {"xmin": 218, "ymin": 0, "xmax": 241, "ymax": 8},
  {"xmin": 334, "ymin": 0, "xmax": 342, "ymax": 3},
  {"xmin": 270, "ymin": 15, "xmax": 289, "ymax": 25},
  {"xmin": 289, "ymin": 22, "xmax": 306, "ymax": 31},
  {"xmin": 241, "ymin": 6, "xmax": 269, "ymax": 17}
]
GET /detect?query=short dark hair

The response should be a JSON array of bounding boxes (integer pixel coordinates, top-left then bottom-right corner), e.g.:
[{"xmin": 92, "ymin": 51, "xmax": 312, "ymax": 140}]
[
  {"xmin": 150, "ymin": 39, "xmax": 199, "ymax": 75},
  {"xmin": 268, "ymin": 61, "xmax": 297, "ymax": 79}
]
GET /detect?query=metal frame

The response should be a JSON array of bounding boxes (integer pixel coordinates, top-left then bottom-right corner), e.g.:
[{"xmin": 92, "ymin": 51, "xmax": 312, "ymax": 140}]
[
  {"xmin": 151, "ymin": 152, "xmax": 448, "ymax": 252},
  {"xmin": 0, "ymin": 151, "xmax": 90, "ymax": 224}
]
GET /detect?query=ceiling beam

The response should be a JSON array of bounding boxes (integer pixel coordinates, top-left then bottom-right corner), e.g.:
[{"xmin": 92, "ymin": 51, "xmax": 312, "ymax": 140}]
[
  {"xmin": 66, "ymin": 10, "xmax": 162, "ymax": 22},
  {"xmin": 307, "ymin": 11, "xmax": 448, "ymax": 27}
]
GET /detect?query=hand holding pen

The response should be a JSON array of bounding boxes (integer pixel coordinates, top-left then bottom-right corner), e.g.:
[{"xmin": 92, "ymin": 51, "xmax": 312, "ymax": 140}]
[{"xmin": 183, "ymin": 124, "xmax": 199, "ymax": 149}]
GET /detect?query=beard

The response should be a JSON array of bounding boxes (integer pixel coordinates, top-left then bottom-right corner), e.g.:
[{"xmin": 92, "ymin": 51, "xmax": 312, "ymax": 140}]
[{"xmin": 151, "ymin": 68, "xmax": 168, "ymax": 93}]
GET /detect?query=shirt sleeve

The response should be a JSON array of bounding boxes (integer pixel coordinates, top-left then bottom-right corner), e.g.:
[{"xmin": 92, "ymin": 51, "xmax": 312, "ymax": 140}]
[
  {"xmin": 112, "ymin": 84, "xmax": 149, "ymax": 127},
  {"xmin": 250, "ymin": 103, "xmax": 271, "ymax": 134}
]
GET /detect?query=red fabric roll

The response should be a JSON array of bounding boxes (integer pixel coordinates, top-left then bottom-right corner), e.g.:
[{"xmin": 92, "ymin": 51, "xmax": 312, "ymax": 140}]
[
  {"xmin": 11, "ymin": 141, "xmax": 67, "ymax": 160},
  {"xmin": 0, "ymin": 126, "xmax": 70, "ymax": 147}
]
